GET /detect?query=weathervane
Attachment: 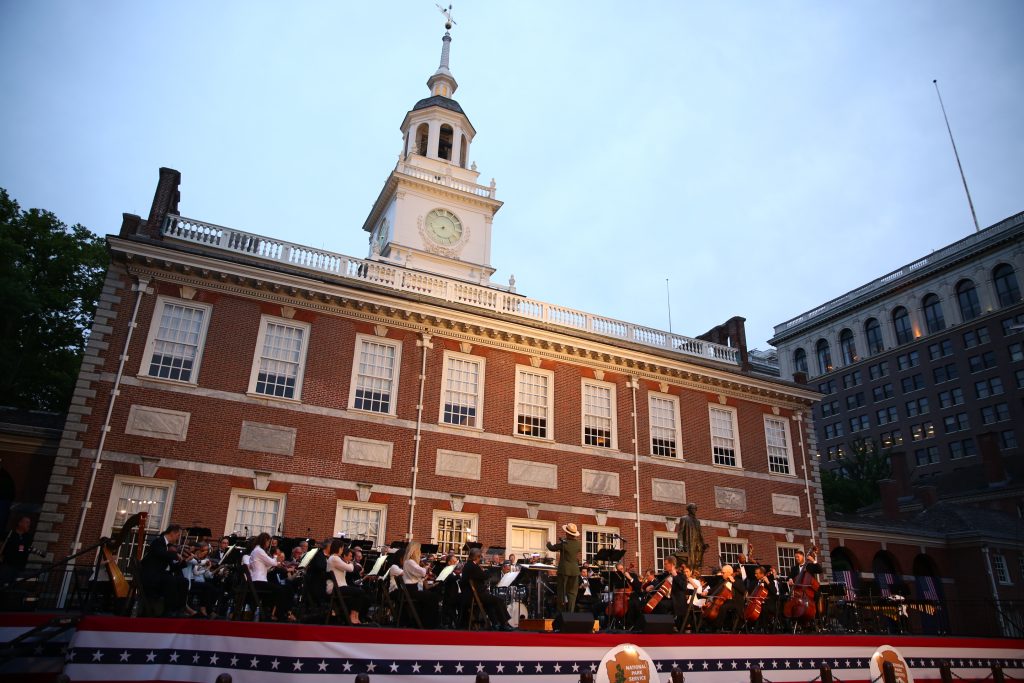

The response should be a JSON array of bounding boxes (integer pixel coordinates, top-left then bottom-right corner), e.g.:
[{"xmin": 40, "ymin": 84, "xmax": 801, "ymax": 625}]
[{"xmin": 436, "ymin": 3, "xmax": 456, "ymax": 30}]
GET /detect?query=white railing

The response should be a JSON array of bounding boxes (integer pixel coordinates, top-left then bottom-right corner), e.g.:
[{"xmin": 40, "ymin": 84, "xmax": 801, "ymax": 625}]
[
  {"xmin": 162, "ymin": 215, "xmax": 741, "ymax": 365},
  {"xmin": 396, "ymin": 161, "xmax": 496, "ymax": 199},
  {"xmin": 773, "ymin": 210, "xmax": 1024, "ymax": 336}
]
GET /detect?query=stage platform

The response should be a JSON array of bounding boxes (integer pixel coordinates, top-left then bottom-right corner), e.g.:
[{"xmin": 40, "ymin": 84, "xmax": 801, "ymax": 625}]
[{"xmin": 2, "ymin": 613, "xmax": 1022, "ymax": 682}]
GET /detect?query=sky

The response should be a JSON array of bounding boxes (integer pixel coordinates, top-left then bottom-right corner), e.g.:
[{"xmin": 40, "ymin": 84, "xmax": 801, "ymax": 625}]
[{"xmin": 1, "ymin": 1, "xmax": 1022, "ymax": 350}]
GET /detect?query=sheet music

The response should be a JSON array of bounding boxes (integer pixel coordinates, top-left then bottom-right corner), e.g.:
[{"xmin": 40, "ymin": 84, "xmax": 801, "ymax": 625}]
[
  {"xmin": 497, "ymin": 569, "xmax": 520, "ymax": 588},
  {"xmin": 299, "ymin": 547, "xmax": 319, "ymax": 568},
  {"xmin": 368, "ymin": 554, "xmax": 388, "ymax": 577},
  {"xmin": 435, "ymin": 564, "xmax": 456, "ymax": 582}
]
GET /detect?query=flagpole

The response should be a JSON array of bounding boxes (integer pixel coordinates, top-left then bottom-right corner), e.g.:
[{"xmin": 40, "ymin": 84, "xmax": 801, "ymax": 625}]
[{"xmin": 933, "ymin": 79, "xmax": 980, "ymax": 233}]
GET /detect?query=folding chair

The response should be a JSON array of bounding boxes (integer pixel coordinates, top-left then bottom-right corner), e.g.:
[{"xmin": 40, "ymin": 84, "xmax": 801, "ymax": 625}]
[
  {"xmin": 325, "ymin": 576, "xmax": 353, "ymax": 626},
  {"xmin": 397, "ymin": 581, "xmax": 424, "ymax": 629},
  {"xmin": 467, "ymin": 583, "xmax": 490, "ymax": 631}
]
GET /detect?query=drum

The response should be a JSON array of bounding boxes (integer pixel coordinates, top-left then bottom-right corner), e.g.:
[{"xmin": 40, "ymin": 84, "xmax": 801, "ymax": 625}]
[
  {"xmin": 493, "ymin": 586, "xmax": 511, "ymax": 604},
  {"xmin": 601, "ymin": 589, "xmax": 613, "ymax": 605},
  {"xmin": 512, "ymin": 586, "xmax": 528, "ymax": 603}
]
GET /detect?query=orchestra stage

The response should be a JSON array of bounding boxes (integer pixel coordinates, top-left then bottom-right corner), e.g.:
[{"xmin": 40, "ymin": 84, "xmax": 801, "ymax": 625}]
[{"xmin": 2, "ymin": 613, "xmax": 1022, "ymax": 683}]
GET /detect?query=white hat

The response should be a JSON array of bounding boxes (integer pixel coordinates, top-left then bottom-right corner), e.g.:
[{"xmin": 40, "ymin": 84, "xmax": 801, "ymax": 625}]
[{"xmin": 562, "ymin": 523, "xmax": 580, "ymax": 537}]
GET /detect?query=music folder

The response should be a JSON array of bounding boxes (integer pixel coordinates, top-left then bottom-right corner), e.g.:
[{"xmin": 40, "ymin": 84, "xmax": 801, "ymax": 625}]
[{"xmin": 435, "ymin": 564, "xmax": 457, "ymax": 583}]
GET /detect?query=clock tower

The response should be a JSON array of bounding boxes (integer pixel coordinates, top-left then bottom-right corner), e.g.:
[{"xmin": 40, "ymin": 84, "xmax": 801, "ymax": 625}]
[{"xmin": 362, "ymin": 22, "xmax": 503, "ymax": 285}]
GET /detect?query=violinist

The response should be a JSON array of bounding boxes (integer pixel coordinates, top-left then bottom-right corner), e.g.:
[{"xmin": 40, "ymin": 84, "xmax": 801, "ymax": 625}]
[
  {"xmin": 184, "ymin": 542, "xmax": 216, "ymax": 617},
  {"xmin": 327, "ymin": 540, "xmax": 367, "ymax": 625},
  {"xmin": 399, "ymin": 541, "xmax": 441, "ymax": 628},
  {"xmin": 460, "ymin": 548, "xmax": 512, "ymax": 630},
  {"xmin": 139, "ymin": 524, "xmax": 191, "ymax": 617}
]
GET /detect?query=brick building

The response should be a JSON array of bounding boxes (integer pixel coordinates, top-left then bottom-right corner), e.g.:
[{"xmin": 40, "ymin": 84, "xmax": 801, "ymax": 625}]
[{"xmin": 34, "ymin": 28, "xmax": 823, "ymax": 585}]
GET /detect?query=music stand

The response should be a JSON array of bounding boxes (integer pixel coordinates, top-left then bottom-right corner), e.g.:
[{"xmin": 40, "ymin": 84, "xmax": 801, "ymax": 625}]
[
  {"xmin": 485, "ymin": 546, "xmax": 506, "ymax": 561},
  {"xmin": 348, "ymin": 539, "xmax": 374, "ymax": 552},
  {"xmin": 461, "ymin": 541, "xmax": 483, "ymax": 554},
  {"xmin": 420, "ymin": 543, "xmax": 440, "ymax": 556}
]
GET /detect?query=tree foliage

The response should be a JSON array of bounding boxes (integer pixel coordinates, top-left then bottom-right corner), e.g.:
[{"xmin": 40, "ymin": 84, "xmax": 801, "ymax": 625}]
[
  {"xmin": 0, "ymin": 188, "xmax": 108, "ymax": 412},
  {"xmin": 821, "ymin": 438, "xmax": 894, "ymax": 514}
]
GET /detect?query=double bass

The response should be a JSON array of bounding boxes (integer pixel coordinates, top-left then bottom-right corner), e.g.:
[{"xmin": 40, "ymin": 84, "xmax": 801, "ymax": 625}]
[
  {"xmin": 606, "ymin": 566, "xmax": 633, "ymax": 620},
  {"xmin": 783, "ymin": 544, "xmax": 819, "ymax": 624}
]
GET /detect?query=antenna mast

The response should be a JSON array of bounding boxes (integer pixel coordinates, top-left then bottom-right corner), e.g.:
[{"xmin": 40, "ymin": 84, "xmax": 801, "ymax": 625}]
[
  {"xmin": 666, "ymin": 278, "xmax": 673, "ymax": 334},
  {"xmin": 933, "ymin": 79, "xmax": 980, "ymax": 233}
]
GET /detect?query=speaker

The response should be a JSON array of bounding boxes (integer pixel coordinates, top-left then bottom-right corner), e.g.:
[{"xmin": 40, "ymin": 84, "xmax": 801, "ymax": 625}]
[
  {"xmin": 640, "ymin": 613, "xmax": 676, "ymax": 634},
  {"xmin": 555, "ymin": 612, "xmax": 595, "ymax": 633}
]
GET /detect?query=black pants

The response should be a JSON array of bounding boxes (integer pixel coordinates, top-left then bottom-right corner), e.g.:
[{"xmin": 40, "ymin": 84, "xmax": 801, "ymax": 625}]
[{"xmin": 144, "ymin": 573, "xmax": 188, "ymax": 614}]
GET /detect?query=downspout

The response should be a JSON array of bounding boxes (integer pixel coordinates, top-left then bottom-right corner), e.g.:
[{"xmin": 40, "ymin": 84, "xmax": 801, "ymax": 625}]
[
  {"xmin": 407, "ymin": 332, "xmax": 432, "ymax": 540},
  {"xmin": 981, "ymin": 546, "xmax": 1008, "ymax": 636},
  {"xmin": 61, "ymin": 275, "xmax": 150, "ymax": 605},
  {"xmin": 628, "ymin": 377, "xmax": 642, "ymax": 570},
  {"xmin": 794, "ymin": 411, "xmax": 817, "ymax": 544}
]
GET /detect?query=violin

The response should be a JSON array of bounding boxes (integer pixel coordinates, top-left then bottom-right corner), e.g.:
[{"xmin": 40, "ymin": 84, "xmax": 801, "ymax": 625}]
[{"xmin": 783, "ymin": 543, "xmax": 820, "ymax": 624}]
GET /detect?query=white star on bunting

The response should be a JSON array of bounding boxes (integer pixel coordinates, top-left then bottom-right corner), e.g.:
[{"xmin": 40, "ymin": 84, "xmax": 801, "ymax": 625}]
[
  {"xmin": 120, "ymin": 651, "xmax": 130, "ymax": 662},
  {"xmin": 270, "ymin": 658, "xmax": 280, "ymax": 670},
  {"xmin": 169, "ymin": 652, "xmax": 179, "ymax": 663},
  {"xmin": 230, "ymin": 656, "xmax": 238, "ymax": 667},
  {"xmin": 293, "ymin": 660, "xmax": 303, "ymax": 671},
  {"xmin": 249, "ymin": 657, "xmax": 259, "ymax": 668},
  {"xmin": 411, "ymin": 663, "xmax": 420, "ymax": 673},
  {"xmin": 319, "ymin": 661, "xmax": 328, "ymax": 672},
  {"xmin": 434, "ymin": 663, "xmax": 443, "ymax": 673},
  {"xmin": 210, "ymin": 654, "xmax": 219, "ymax": 665},
  {"xmin": 389, "ymin": 662, "xmax": 399, "ymax": 673},
  {"xmin": 92, "ymin": 651, "xmax": 103, "ymax": 662}
]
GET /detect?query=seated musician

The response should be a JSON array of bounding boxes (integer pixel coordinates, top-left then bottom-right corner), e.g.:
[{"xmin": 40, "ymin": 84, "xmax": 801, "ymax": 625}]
[
  {"xmin": 184, "ymin": 542, "xmax": 216, "ymax": 617},
  {"xmin": 302, "ymin": 540, "xmax": 329, "ymax": 609},
  {"xmin": 326, "ymin": 539, "xmax": 368, "ymax": 625},
  {"xmin": 440, "ymin": 553, "xmax": 462, "ymax": 627},
  {"xmin": 209, "ymin": 536, "xmax": 231, "ymax": 564},
  {"xmin": 786, "ymin": 549, "xmax": 822, "ymax": 584},
  {"xmin": 139, "ymin": 523, "xmax": 190, "ymax": 616},
  {"xmin": 460, "ymin": 548, "xmax": 512, "ymax": 630},
  {"xmin": 247, "ymin": 532, "xmax": 292, "ymax": 622},
  {"xmin": 749, "ymin": 565, "xmax": 778, "ymax": 630},
  {"xmin": 704, "ymin": 564, "xmax": 746, "ymax": 632},
  {"xmin": 576, "ymin": 567, "xmax": 603, "ymax": 618},
  {"xmin": 398, "ymin": 541, "xmax": 441, "ymax": 628}
]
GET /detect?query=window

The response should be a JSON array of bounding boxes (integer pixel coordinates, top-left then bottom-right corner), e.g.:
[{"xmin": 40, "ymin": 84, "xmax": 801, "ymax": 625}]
[
  {"xmin": 849, "ymin": 415, "xmax": 870, "ymax": 433},
  {"xmin": 865, "ymin": 318, "xmax": 884, "ymax": 355},
  {"xmin": 793, "ymin": 348, "xmax": 808, "ymax": 374},
  {"xmin": 905, "ymin": 397, "xmax": 929, "ymax": 417},
  {"xmin": 992, "ymin": 554, "xmax": 1011, "ymax": 584},
  {"xmin": 816, "ymin": 339, "xmax": 833, "ymax": 374},
  {"xmin": 433, "ymin": 511, "xmax": 477, "ymax": 559},
  {"xmin": 349, "ymin": 334, "xmax": 402, "ymax": 413},
  {"xmin": 876, "ymin": 406, "xmax": 899, "ymax": 425},
  {"xmin": 584, "ymin": 526, "xmax": 620, "ymax": 565},
  {"xmin": 842, "ymin": 370, "xmax": 863, "ymax": 388},
  {"xmin": 103, "ymin": 476, "xmax": 175, "ymax": 574},
  {"xmin": 938, "ymin": 387, "xmax": 964, "ymax": 408},
  {"xmin": 718, "ymin": 539, "xmax": 747, "ymax": 566},
  {"xmin": 440, "ymin": 351, "xmax": 483, "ymax": 428},
  {"xmin": 993, "ymin": 264, "xmax": 1021, "ymax": 307},
  {"xmin": 893, "ymin": 307, "xmax": 913, "ymax": 345},
  {"xmin": 709, "ymin": 406, "xmax": 741, "ymax": 467},
  {"xmin": 777, "ymin": 545, "xmax": 801, "ymax": 575},
  {"xmin": 846, "ymin": 392, "xmax": 865, "ymax": 409},
  {"xmin": 1002, "ymin": 313, "xmax": 1024, "ymax": 336},
  {"xmin": 820, "ymin": 399, "xmax": 840, "ymax": 418},
  {"xmin": 654, "ymin": 533, "xmax": 678, "ymax": 571},
  {"xmin": 649, "ymin": 393, "xmax": 681, "ymax": 458},
  {"xmin": 922, "ymin": 294, "xmax": 946, "ymax": 334},
  {"xmin": 582, "ymin": 380, "xmax": 616, "ymax": 448},
  {"xmin": 949, "ymin": 438, "xmax": 976, "ymax": 460},
  {"xmin": 933, "ymin": 364, "xmax": 958, "ymax": 383},
  {"xmin": 839, "ymin": 329, "xmax": 857, "ymax": 365},
  {"xmin": 825, "ymin": 445, "xmax": 846, "ymax": 461},
  {"xmin": 334, "ymin": 502, "xmax": 386, "ymax": 546},
  {"xmin": 764, "ymin": 416, "xmax": 794, "ymax": 475},
  {"xmin": 869, "ymin": 360, "xmax": 890, "ymax": 380},
  {"xmin": 249, "ymin": 316, "xmax": 310, "ymax": 400},
  {"xmin": 226, "ymin": 489, "xmax": 285, "ymax": 536},
  {"xmin": 873, "ymin": 383, "xmax": 894, "ymax": 401},
  {"xmin": 880, "ymin": 430, "xmax": 903, "ymax": 448},
  {"xmin": 915, "ymin": 446, "xmax": 940, "ymax": 467},
  {"xmin": 824, "ymin": 422, "xmax": 845, "ymax": 440},
  {"xmin": 1017, "ymin": 369, "xmax": 1024, "ymax": 390},
  {"xmin": 515, "ymin": 366, "xmax": 553, "ymax": 439},
  {"xmin": 975, "ymin": 377, "xmax": 1004, "ymax": 399},
  {"xmin": 968, "ymin": 351, "xmax": 997, "ymax": 373},
  {"xmin": 956, "ymin": 280, "xmax": 981, "ymax": 321},
  {"xmin": 1010, "ymin": 343, "xmax": 1023, "ymax": 362},
  {"xmin": 981, "ymin": 403, "xmax": 1010, "ymax": 425},
  {"xmin": 927, "ymin": 340, "xmax": 953, "ymax": 361},
  {"xmin": 818, "ymin": 379, "xmax": 837, "ymax": 394},
  {"xmin": 1001, "ymin": 430, "xmax": 1018, "ymax": 450},
  {"xmin": 140, "ymin": 296, "xmax": 212, "ymax": 383},
  {"xmin": 897, "ymin": 351, "xmax": 920, "ymax": 370},
  {"xmin": 943, "ymin": 412, "xmax": 969, "ymax": 433},
  {"xmin": 910, "ymin": 421, "xmax": 935, "ymax": 441},
  {"xmin": 963, "ymin": 327, "xmax": 990, "ymax": 348},
  {"xmin": 901, "ymin": 374, "xmax": 924, "ymax": 393}
]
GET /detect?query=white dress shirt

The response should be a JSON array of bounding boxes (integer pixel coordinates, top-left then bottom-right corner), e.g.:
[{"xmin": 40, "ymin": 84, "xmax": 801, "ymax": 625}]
[
  {"xmin": 248, "ymin": 545, "xmax": 277, "ymax": 582},
  {"xmin": 328, "ymin": 555, "xmax": 355, "ymax": 589}
]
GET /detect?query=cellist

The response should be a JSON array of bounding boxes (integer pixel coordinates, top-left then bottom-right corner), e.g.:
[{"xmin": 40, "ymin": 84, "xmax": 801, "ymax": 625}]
[{"xmin": 784, "ymin": 548, "xmax": 822, "ymax": 628}]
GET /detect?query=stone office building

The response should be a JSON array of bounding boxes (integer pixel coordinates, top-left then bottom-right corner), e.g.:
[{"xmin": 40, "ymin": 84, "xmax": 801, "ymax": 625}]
[{"xmin": 35, "ymin": 27, "xmax": 823, "ymax": 581}]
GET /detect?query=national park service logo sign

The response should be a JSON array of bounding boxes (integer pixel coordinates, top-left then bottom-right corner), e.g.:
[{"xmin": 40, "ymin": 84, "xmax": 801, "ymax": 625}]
[
  {"xmin": 596, "ymin": 643, "xmax": 659, "ymax": 683},
  {"xmin": 869, "ymin": 645, "xmax": 914, "ymax": 683}
]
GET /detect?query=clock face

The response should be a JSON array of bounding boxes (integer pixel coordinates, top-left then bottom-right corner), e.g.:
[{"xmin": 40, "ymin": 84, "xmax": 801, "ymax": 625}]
[
  {"xmin": 425, "ymin": 209, "xmax": 463, "ymax": 246},
  {"xmin": 375, "ymin": 219, "xmax": 389, "ymax": 251}
]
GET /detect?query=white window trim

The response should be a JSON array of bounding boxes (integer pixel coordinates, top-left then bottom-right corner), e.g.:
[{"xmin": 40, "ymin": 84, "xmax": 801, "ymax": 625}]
[
  {"xmin": 431, "ymin": 509, "xmax": 479, "ymax": 557},
  {"xmin": 225, "ymin": 488, "xmax": 287, "ymax": 537},
  {"xmin": 775, "ymin": 542, "xmax": 804, "ymax": 573},
  {"xmin": 137, "ymin": 295, "xmax": 213, "ymax": 385},
  {"xmin": 504, "ymin": 518, "xmax": 556, "ymax": 558},
  {"xmin": 347, "ymin": 333, "xmax": 403, "ymax": 416},
  {"xmin": 653, "ymin": 531, "xmax": 678, "ymax": 570},
  {"xmin": 648, "ymin": 391, "xmax": 683, "ymax": 459},
  {"xmin": 333, "ymin": 500, "xmax": 388, "ymax": 547},
  {"xmin": 708, "ymin": 404, "xmax": 743, "ymax": 468},
  {"xmin": 247, "ymin": 314, "xmax": 311, "ymax": 401},
  {"xmin": 101, "ymin": 474, "xmax": 177, "ymax": 536},
  {"xmin": 582, "ymin": 524, "xmax": 620, "ymax": 564},
  {"xmin": 764, "ymin": 414, "xmax": 796, "ymax": 476},
  {"xmin": 581, "ymin": 377, "xmax": 618, "ymax": 450},
  {"xmin": 992, "ymin": 554, "xmax": 1012, "ymax": 585},
  {"xmin": 513, "ymin": 365, "xmax": 555, "ymax": 441},
  {"xmin": 717, "ymin": 537, "xmax": 749, "ymax": 566},
  {"xmin": 437, "ymin": 349, "xmax": 485, "ymax": 430}
]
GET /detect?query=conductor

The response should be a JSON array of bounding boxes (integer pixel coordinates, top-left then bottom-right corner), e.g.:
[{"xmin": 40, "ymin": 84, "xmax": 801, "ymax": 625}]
[{"xmin": 546, "ymin": 522, "xmax": 582, "ymax": 613}]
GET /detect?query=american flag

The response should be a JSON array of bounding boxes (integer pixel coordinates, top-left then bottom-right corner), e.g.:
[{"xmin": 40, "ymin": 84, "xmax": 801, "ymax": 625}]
[
  {"xmin": 834, "ymin": 570, "xmax": 858, "ymax": 601},
  {"xmin": 875, "ymin": 571, "xmax": 894, "ymax": 598}
]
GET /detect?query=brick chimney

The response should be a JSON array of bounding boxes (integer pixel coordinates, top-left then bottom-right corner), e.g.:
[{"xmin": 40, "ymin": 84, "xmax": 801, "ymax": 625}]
[
  {"xmin": 889, "ymin": 450, "xmax": 911, "ymax": 496},
  {"xmin": 977, "ymin": 431, "xmax": 1008, "ymax": 486},
  {"xmin": 698, "ymin": 316, "xmax": 750, "ymax": 371},
  {"xmin": 130, "ymin": 167, "xmax": 181, "ymax": 240},
  {"xmin": 879, "ymin": 479, "xmax": 900, "ymax": 519},
  {"xmin": 913, "ymin": 484, "xmax": 939, "ymax": 509}
]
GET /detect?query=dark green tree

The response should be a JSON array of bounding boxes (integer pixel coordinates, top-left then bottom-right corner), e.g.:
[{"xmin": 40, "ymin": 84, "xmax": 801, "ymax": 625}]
[
  {"xmin": 0, "ymin": 188, "xmax": 108, "ymax": 412},
  {"xmin": 820, "ymin": 438, "xmax": 895, "ymax": 514}
]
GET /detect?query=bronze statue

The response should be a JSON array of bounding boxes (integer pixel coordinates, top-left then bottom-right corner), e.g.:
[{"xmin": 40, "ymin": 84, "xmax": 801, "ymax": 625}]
[{"xmin": 676, "ymin": 503, "xmax": 708, "ymax": 571}]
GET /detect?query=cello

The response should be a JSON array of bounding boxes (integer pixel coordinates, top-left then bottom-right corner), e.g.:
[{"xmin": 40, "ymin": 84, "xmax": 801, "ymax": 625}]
[
  {"xmin": 701, "ymin": 573, "xmax": 733, "ymax": 622},
  {"xmin": 783, "ymin": 544, "xmax": 819, "ymax": 625},
  {"xmin": 642, "ymin": 574, "xmax": 673, "ymax": 614},
  {"xmin": 742, "ymin": 545, "xmax": 769, "ymax": 623},
  {"xmin": 606, "ymin": 565, "xmax": 633, "ymax": 620},
  {"xmin": 101, "ymin": 512, "xmax": 148, "ymax": 599}
]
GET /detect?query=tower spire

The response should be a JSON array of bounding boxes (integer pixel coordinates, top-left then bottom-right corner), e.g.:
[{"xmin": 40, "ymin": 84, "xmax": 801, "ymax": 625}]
[{"xmin": 428, "ymin": 4, "xmax": 458, "ymax": 98}]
